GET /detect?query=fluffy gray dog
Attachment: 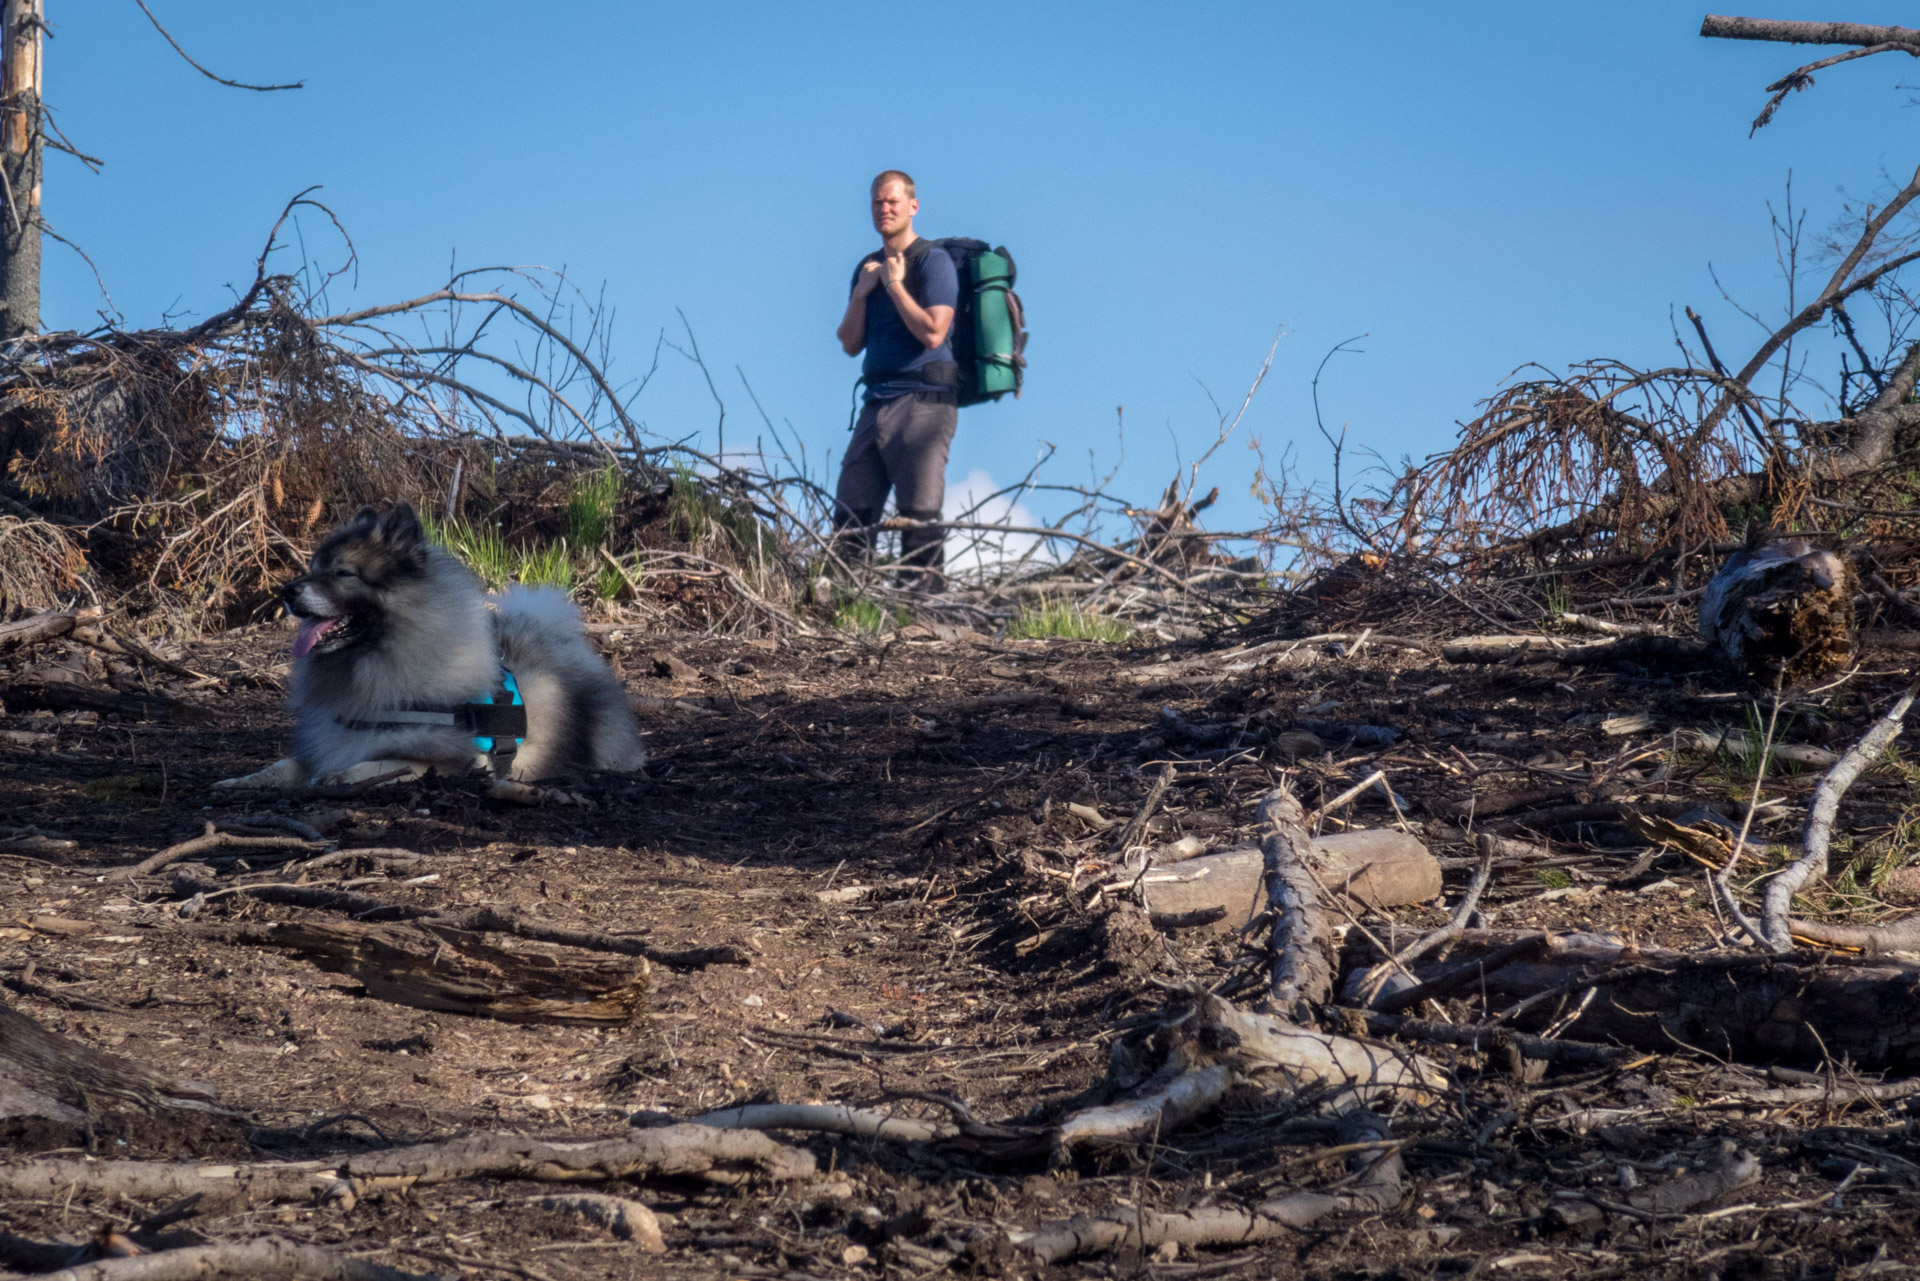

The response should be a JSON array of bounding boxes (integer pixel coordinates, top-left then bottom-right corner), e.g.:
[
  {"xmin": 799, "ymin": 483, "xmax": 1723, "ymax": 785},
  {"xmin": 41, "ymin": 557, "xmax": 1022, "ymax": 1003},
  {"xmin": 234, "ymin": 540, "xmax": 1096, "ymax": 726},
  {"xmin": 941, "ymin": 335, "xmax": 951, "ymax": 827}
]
[{"xmin": 217, "ymin": 502, "xmax": 644, "ymax": 790}]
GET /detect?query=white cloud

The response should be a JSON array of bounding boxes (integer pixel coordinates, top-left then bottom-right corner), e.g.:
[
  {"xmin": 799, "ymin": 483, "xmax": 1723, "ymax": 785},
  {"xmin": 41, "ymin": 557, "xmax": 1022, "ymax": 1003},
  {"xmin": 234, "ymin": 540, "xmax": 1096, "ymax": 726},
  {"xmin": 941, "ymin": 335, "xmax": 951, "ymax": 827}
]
[{"xmin": 943, "ymin": 468, "xmax": 1056, "ymax": 581}]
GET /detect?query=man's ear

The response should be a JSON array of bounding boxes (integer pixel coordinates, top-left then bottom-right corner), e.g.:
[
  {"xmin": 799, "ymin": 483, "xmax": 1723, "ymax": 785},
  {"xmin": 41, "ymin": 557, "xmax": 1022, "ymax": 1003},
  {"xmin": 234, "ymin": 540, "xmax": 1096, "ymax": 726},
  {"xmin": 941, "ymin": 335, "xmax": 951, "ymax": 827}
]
[{"xmin": 377, "ymin": 501, "xmax": 424, "ymax": 553}]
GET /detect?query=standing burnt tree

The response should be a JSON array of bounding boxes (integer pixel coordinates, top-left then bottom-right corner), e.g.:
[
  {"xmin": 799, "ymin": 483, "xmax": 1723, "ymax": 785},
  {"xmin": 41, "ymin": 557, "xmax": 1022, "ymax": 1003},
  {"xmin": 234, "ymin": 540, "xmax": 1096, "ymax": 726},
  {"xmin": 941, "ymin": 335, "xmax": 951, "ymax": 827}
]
[{"xmin": 0, "ymin": 0, "xmax": 41, "ymax": 340}]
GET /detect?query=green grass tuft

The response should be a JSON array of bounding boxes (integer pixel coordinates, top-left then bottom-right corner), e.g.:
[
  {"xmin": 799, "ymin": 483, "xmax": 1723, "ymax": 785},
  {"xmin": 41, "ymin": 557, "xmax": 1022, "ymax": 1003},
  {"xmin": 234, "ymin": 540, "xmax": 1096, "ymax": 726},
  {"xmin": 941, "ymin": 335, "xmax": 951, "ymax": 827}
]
[
  {"xmin": 1007, "ymin": 599, "xmax": 1133, "ymax": 643},
  {"xmin": 832, "ymin": 596, "xmax": 906, "ymax": 634},
  {"xmin": 565, "ymin": 465, "xmax": 623, "ymax": 550},
  {"xmin": 424, "ymin": 516, "xmax": 515, "ymax": 590}
]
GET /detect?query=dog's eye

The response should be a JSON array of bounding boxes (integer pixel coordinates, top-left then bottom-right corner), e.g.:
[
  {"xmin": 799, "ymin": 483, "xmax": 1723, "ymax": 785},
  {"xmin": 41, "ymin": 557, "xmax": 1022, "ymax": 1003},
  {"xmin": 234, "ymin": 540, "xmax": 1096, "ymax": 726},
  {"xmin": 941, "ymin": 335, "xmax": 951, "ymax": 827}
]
[{"xmin": 333, "ymin": 568, "xmax": 357, "ymax": 579}]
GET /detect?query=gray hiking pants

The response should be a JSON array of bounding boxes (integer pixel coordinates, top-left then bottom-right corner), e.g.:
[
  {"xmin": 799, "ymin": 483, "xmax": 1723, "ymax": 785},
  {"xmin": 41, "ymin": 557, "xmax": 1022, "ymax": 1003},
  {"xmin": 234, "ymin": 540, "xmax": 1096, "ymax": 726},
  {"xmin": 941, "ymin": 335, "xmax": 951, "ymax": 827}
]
[{"xmin": 833, "ymin": 392, "xmax": 957, "ymax": 573}]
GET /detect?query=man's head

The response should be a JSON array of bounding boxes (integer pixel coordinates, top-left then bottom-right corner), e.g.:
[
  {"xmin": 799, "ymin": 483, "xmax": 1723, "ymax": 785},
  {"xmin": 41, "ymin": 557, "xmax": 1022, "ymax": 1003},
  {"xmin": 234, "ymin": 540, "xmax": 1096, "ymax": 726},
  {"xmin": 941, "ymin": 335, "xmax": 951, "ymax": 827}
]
[{"xmin": 870, "ymin": 170, "xmax": 917, "ymax": 239}]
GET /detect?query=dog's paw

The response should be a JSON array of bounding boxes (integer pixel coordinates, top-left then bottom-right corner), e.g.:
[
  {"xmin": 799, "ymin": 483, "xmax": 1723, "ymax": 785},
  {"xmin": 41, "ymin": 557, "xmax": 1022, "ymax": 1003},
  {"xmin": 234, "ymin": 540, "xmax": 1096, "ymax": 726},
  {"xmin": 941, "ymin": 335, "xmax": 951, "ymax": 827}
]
[
  {"xmin": 212, "ymin": 757, "xmax": 309, "ymax": 792},
  {"xmin": 313, "ymin": 760, "xmax": 433, "ymax": 788}
]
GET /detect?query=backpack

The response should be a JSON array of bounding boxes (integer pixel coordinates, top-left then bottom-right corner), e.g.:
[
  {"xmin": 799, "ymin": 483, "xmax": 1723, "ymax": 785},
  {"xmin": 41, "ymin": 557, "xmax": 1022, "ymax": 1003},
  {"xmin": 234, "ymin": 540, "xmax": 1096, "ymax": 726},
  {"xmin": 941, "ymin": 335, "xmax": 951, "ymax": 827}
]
[{"xmin": 925, "ymin": 237, "xmax": 1026, "ymax": 407}]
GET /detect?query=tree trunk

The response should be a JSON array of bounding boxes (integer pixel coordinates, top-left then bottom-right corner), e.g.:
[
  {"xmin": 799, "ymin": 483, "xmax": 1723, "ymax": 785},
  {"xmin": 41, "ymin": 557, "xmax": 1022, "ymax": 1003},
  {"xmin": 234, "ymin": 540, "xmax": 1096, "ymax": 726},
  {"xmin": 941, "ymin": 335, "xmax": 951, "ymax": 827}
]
[{"xmin": 0, "ymin": 0, "xmax": 40, "ymax": 342}]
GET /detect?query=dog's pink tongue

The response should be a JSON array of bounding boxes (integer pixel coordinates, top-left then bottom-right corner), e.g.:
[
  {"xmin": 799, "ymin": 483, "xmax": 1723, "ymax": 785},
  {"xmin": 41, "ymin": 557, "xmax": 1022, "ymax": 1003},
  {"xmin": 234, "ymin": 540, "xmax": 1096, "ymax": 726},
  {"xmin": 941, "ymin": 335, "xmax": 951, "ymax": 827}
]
[{"xmin": 292, "ymin": 616, "xmax": 337, "ymax": 658}]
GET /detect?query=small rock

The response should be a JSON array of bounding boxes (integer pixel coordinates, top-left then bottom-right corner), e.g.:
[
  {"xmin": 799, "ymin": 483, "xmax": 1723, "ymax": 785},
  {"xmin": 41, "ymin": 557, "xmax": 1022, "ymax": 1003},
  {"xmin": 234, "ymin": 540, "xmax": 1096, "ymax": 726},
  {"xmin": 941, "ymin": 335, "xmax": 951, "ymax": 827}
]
[
  {"xmin": 741, "ymin": 994, "xmax": 763, "ymax": 1007},
  {"xmin": 841, "ymin": 1244, "xmax": 870, "ymax": 1266}
]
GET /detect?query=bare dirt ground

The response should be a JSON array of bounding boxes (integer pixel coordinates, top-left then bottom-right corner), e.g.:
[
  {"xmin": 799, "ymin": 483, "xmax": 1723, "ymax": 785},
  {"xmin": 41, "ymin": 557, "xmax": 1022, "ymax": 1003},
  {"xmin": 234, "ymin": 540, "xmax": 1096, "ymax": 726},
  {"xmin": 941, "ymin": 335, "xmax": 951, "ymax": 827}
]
[{"xmin": 3, "ymin": 615, "xmax": 1919, "ymax": 1280}]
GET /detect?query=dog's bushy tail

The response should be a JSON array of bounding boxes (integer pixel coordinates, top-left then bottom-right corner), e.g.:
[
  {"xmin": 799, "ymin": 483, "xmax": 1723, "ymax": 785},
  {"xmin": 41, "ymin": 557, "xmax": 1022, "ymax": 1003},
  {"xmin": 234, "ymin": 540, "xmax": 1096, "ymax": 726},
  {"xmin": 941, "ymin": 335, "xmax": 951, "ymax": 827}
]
[{"xmin": 493, "ymin": 587, "xmax": 647, "ymax": 775}]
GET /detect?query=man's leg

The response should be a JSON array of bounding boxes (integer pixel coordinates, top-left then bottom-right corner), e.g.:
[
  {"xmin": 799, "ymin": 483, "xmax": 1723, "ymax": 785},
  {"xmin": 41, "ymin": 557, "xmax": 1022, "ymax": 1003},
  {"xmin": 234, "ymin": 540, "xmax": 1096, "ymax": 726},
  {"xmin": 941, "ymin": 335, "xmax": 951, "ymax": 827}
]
[
  {"xmin": 880, "ymin": 394, "xmax": 959, "ymax": 590},
  {"xmin": 831, "ymin": 400, "xmax": 889, "ymax": 567}
]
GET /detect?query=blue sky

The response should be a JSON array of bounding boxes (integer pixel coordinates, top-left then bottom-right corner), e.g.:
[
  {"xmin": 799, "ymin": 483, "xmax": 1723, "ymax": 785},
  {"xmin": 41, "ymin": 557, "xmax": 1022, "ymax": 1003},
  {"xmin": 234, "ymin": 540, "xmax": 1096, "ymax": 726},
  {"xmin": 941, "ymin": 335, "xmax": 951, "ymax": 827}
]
[{"xmin": 40, "ymin": 3, "xmax": 1920, "ymax": 535}]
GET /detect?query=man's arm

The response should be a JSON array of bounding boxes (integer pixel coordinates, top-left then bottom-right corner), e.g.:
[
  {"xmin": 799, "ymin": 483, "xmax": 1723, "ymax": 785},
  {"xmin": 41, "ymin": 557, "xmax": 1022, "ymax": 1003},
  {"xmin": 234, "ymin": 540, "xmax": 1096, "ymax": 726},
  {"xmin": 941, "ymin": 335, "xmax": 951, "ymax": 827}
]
[
  {"xmin": 880, "ymin": 249, "xmax": 954, "ymax": 349},
  {"xmin": 837, "ymin": 261, "xmax": 883, "ymax": 355}
]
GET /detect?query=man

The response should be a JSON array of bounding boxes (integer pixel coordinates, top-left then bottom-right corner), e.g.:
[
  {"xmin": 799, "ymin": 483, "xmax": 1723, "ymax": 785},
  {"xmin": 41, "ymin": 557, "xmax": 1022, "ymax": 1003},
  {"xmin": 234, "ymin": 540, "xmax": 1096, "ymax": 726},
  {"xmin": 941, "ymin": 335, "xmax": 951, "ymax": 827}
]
[{"xmin": 833, "ymin": 169, "xmax": 958, "ymax": 588}]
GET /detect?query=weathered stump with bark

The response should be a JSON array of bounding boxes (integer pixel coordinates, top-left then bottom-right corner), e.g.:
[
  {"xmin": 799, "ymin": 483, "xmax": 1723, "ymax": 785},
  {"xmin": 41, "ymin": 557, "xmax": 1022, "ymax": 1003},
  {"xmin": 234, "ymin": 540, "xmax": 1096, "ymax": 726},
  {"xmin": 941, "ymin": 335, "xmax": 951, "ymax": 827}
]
[{"xmin": 1699, "ymin": 537, "xmax": 1855, "ymax": 684}]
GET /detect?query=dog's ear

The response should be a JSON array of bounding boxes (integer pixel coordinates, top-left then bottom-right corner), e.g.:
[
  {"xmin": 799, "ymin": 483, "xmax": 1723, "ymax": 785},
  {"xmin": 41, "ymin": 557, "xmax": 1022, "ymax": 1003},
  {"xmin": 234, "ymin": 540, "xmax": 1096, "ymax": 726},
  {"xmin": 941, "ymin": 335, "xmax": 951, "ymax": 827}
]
[
  {"xmin": 345, "ymin": 506, "xmax": 379, "ymax": 532},
  {"xmin": 377, "ymin": 502, "xmax": 425, "ymax": 553}
]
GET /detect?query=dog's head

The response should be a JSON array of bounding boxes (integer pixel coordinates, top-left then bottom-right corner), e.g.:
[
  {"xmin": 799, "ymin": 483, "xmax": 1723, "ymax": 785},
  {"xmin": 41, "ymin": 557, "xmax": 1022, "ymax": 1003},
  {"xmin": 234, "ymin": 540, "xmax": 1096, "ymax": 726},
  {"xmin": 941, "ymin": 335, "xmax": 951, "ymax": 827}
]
[{"xmin": 280, "ymin": 502, "xmax": 430, "ymax": 658}]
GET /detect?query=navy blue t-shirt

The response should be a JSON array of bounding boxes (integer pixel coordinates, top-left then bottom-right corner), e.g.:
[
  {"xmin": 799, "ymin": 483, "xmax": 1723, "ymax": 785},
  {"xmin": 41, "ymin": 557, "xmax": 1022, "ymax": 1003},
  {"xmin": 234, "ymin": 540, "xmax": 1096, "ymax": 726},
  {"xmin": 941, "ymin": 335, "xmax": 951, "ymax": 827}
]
[{"xmin": 853, "ymin": 239, "xmax": 959, "ymax": 400}]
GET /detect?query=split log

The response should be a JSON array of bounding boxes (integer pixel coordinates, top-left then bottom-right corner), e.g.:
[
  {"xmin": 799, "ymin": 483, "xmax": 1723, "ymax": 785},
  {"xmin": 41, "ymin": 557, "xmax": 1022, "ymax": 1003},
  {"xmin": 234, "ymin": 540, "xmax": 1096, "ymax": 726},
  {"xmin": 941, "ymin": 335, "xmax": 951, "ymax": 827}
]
[
  {"xmin": 1016, "ymin": 1111, "xmax": 1404, "ymax": 1263},
  {"xmin": 0, "ymin": 1124, "xmax": 815, "ymax": 1209},
  {"xmin": 196, "ymin": 920, "xmax": 647, "ymax": 1025},
  {"xmin": 1698, "ymin": 538, "xmax": 1856, "ymax": 684},
  {"xmin": 0, "ymin": 1000, "xmax": 220, "ymax": 1125},
  {"xmin": 1134, "ymin": 829, "xmax": 1440, "ymax": 932}
]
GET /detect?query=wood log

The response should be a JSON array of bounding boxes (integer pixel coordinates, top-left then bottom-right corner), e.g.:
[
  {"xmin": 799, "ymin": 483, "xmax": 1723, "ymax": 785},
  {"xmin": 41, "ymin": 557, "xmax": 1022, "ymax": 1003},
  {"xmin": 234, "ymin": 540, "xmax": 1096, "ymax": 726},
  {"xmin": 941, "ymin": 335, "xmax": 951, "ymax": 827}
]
[
  {"xmin": 0, "ymin": 680, "xmax": 207, "ymax": 723},
  {"xmin": 1461, "ymin": 943, "xmax": 1920, "ymax": 1070},
  {"xmin": 0, "ymin": 1125, "xmax": 815, "ymax": 1209},
  {"xmin": 0, "ymin": 1000, "xmax": 220, "ymax": 1125},
  {"xmin": 0, "ymin": 604, "xmax": 97, "ymax": 650},
  {"xmin": 1698, "ymin": 538, "xmax": 1855, "ymax": 684},
  {"xmin": 15, "ymin": 1236, "xmax": 439, "ymax": 1281},
  {"xmin": 197, "ymin": 921, "xmax": 647, "ymax": 1025},
  {"xmin": 1258, "ymin": 784, "xmax": 1331, "ymax": 1015},
  {"xmin": 1135, "ymin": 830, "xmax": 1440, "ymax": 932}
]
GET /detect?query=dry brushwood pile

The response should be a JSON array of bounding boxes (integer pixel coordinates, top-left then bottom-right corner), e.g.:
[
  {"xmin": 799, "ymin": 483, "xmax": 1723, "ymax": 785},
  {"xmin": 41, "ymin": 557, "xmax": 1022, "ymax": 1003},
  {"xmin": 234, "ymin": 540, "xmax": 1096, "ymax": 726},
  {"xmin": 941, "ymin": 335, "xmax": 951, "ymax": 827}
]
[{"xmin": 3, "ymin": 568, "xmax": 1920, "ymax": 1281}]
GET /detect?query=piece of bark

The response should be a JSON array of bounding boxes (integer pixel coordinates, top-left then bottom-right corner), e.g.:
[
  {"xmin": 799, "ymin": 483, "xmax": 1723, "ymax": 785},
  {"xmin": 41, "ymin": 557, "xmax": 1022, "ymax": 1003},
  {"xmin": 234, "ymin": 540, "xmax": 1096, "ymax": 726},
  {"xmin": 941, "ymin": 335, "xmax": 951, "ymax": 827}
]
[
  {"xmin": 198, "ymin": 920, "xmax": 647, "ymax": 1024},
  {"xmin": 1136, "ymin": 830, "xmax": 1440, "ymax": 932},
  {"xmin": 1699, "ymin": 538, "xmax": 1856, "ymax": 684}
]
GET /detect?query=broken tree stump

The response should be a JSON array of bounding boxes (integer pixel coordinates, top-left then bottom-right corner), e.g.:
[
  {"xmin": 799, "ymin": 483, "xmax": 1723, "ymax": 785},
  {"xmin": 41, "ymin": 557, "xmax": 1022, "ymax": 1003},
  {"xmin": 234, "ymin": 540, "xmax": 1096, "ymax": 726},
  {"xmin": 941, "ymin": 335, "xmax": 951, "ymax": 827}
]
[{"xmin": 1699, "ymin": 537, "xmax": 1856, "ymax": 684}]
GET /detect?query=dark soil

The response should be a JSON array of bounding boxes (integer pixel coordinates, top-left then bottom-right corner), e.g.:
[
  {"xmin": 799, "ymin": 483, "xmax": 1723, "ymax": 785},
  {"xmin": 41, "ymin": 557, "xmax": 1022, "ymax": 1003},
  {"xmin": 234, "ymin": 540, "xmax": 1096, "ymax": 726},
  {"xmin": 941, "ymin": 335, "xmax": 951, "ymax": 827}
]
[{"xmin": 3, "ymin": 616, "xmax": 1919, "ymax": 1279}]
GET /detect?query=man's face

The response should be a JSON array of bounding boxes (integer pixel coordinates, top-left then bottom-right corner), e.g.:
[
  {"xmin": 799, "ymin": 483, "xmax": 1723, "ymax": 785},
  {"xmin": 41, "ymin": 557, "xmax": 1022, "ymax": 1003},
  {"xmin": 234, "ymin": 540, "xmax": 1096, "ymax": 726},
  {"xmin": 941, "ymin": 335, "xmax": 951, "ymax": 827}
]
[{"xmin": 871, "ymin": 181, "xmax": 917, "ymax": 237}]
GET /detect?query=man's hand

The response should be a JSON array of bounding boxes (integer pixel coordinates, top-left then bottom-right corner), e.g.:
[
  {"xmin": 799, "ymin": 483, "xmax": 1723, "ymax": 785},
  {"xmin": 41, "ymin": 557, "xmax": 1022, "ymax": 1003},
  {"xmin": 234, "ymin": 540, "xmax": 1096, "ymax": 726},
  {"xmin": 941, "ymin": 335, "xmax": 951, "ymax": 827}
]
[
  {"xmin": 854, "ymin": 260, "xmax": 885, "ymax": 296},
  {"xmin": 883, "ymin": 250, "xmax": 908, "ymax": 289}
]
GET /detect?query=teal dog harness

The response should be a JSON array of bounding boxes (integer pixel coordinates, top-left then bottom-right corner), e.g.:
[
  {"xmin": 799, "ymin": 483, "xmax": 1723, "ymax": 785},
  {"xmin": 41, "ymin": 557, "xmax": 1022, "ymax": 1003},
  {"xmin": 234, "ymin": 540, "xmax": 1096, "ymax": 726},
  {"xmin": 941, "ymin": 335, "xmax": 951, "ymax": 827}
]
[{"xmin": 333, "ymin": 669, "xmax": 527, "ymax": 776}]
